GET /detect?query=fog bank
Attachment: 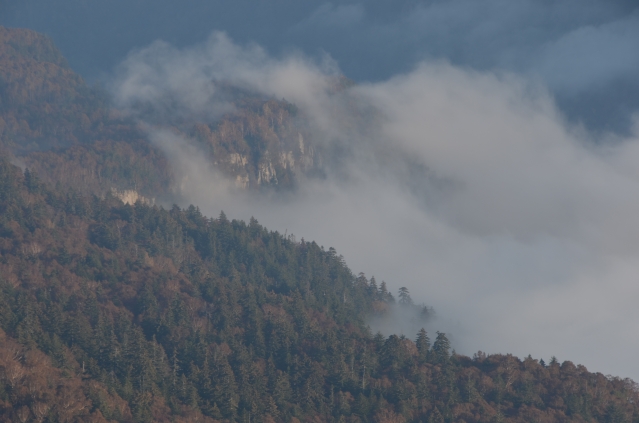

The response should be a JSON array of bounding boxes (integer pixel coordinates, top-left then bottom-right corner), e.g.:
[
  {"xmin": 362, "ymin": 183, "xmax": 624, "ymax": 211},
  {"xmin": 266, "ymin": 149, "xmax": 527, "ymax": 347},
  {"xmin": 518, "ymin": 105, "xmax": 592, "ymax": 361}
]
[{"xmin": 112, "ymin": 33, "xmax": 639, "ymax": 380}]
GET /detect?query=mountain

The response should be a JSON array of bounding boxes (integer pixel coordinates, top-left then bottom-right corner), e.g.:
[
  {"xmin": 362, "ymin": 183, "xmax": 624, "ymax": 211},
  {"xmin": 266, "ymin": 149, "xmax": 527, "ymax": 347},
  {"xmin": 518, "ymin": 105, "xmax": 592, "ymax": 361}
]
[
  {"xmin": 0, "ymin": 26, "xmax": 173, "ymax": 199},
  {"xmin": 0, "ymin": 26, "xmax": 323, "ymax": 200},
  {"xmin": 1, "ymin": 26, "xmax": 639, "ymax": 423},
  {"xmin": 1, "ymin": 142, "xmax": 638, "ymax": 423}
]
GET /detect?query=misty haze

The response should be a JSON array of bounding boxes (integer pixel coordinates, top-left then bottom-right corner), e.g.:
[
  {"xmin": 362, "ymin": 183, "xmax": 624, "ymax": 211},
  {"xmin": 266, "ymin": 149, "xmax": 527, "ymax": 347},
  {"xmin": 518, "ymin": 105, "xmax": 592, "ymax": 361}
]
[
  {"xmin": 0, "ymin": 1, "xmax": 638, "ymax": 422},
  {"xmin": 106, "ymin": 31, "xmax": 639, "ymax": 381}
]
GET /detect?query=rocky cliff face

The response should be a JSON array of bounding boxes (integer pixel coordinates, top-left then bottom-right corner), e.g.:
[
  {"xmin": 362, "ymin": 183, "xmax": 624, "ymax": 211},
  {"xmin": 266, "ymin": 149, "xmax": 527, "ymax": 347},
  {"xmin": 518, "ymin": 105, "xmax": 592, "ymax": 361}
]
[{"xmin": 189, "ymin": 99, "xmax": 320, "ymax": 190}]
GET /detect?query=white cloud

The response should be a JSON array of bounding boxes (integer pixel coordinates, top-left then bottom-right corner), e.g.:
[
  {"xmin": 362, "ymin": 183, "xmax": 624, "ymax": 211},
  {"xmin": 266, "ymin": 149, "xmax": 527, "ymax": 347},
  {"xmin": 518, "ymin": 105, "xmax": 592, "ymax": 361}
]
[{"xmin": 113, "ymin": 33, "xmax": 639, "ymax": 380}]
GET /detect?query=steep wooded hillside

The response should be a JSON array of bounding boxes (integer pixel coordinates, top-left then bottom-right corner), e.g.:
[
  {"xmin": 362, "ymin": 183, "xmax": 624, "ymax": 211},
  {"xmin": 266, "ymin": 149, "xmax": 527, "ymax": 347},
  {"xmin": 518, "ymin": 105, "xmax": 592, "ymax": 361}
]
[
  {"xmin": 0, "ymin": 26, "xmax": 172, "ymax": 198},
  {"xmin": 0, "ymin": 26, "xmax": 91, "ymax": 153},
  {"xmin": 0, "ymin": 159, "xmax": 638, "ymax": 423},
  {"xmin": 2, "ymin": 25, "xmax": 639, "ymax": 423}
]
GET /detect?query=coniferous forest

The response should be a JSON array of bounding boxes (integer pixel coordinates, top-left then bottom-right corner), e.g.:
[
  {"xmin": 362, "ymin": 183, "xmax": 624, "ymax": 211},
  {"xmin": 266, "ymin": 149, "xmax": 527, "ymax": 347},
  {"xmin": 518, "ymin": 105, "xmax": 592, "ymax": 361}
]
[
  {"xmin": 1, "ymin": 155, "xmax": 639, "ymax": 423},
  {"xmin": 1, "ymin": 25, "xmax": 639, "ymax": 423}
]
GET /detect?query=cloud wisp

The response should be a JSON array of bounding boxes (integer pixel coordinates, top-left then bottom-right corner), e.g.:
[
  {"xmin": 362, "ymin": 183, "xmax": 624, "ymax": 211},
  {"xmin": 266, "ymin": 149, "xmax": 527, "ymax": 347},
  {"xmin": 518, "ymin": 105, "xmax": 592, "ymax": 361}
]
[{"xmin": 112, "ymin": 33, "xmax": 639, "ymax": 380}]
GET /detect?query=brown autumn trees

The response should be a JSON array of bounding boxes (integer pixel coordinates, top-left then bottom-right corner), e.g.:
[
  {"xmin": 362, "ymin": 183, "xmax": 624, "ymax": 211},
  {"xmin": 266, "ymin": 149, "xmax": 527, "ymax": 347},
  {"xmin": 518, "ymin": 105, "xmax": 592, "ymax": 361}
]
[{"xmin": 0, "ymin": 159, "xmax": 638, "ymax": 422}]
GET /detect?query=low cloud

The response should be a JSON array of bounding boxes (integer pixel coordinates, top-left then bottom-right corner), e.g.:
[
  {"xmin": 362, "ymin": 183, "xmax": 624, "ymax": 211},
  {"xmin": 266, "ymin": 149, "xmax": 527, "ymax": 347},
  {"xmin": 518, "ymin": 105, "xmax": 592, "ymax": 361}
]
[{"xmin": 113, "ymin": 33, "xmax": 639, "ymax": 380}]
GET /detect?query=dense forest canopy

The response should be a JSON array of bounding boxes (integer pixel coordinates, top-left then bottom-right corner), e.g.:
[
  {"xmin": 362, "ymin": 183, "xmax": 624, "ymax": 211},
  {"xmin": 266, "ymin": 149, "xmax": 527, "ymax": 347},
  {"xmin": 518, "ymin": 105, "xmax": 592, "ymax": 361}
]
[{"xmin": 1, "ymin": 158, "xmax": 638, "ymax": 423}]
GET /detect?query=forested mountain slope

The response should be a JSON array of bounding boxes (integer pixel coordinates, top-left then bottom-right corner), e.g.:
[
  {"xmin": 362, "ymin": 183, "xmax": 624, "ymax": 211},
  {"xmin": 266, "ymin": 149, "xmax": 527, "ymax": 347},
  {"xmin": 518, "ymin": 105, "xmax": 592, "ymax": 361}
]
[
  {"xmin": 0, "ymin": 159, "xmax": 638, "ymax": 423},
  {"xmin": 0, "ymin": 27, "xmax": 173, "ymax": 198},
  {"xmin": 1, "ymin": 25, "xmax": 639, "ymax": 423},
  {"xmin": 0, "ymin": 26, "xmax": 321, "ymax": 198}
]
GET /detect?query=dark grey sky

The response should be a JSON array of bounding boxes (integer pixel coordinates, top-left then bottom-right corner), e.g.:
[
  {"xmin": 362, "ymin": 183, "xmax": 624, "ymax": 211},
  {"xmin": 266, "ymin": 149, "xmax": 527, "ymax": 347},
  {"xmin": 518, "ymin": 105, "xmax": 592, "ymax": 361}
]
[{"xmin": 2, "ymin": 0, "xmax": 638, "ymax": 133}]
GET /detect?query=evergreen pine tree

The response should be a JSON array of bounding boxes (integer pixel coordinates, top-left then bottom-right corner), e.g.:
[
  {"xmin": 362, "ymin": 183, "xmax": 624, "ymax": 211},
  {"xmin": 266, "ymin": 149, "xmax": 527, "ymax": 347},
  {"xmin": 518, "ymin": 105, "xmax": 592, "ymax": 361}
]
[
  {"xmin": 432, "ymin": 332, "xmax": 451, "ymax": 364},
  {"xmin": 416, "ymin": 328, "xmax": 430, "ymax": 362}
]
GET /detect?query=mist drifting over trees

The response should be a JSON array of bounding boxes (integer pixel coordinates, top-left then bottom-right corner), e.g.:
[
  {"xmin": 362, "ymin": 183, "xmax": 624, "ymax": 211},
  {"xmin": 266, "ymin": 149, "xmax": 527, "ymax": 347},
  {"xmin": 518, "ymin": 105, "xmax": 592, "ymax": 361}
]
[{"xmin": 0, "ymin": 1, "xmax": 638, "ymax": 421}]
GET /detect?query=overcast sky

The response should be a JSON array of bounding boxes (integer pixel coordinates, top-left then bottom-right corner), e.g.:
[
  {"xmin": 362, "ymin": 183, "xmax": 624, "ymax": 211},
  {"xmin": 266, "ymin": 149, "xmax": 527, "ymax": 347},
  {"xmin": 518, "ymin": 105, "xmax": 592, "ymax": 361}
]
[
  {"xmin": 2, "ymin": 0, "xmax": 638, "ymax": 132},
  {"xmin": 3, "ymin": 0, "xmax": 639, "ymax": 379}
]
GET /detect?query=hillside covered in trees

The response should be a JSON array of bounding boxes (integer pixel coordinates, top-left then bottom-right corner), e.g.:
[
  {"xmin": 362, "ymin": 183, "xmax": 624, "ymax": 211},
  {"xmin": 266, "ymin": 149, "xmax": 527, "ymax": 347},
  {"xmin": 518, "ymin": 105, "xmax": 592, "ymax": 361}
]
[
  {"xmin": 1, "ymin": 159, "xmax": 639, "ymax": 423},
  {"xmin": 1, "ymin": 25, "xmax": 639, "ymax": 423}
]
